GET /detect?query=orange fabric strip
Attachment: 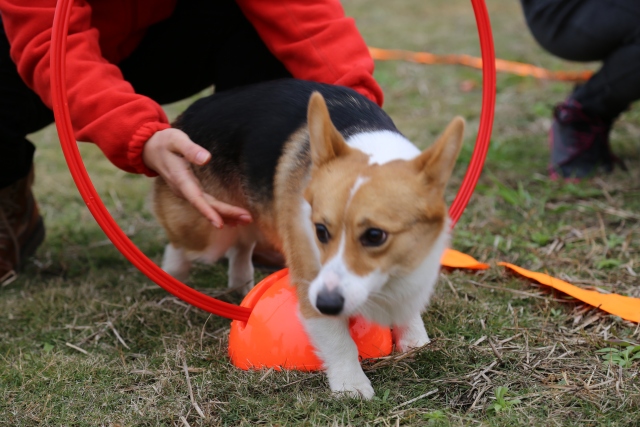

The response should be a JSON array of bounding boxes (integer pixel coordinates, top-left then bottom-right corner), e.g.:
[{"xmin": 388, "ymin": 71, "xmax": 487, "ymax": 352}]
[
  {"xmin": 368, "ymin": 47, "xmax": 593, "ymax": 83},
  {"xmin": 499, "ymin": 262, "xmax": 640, "ymax": 323},
  {"xmin": 441, "ymin": 249, "xmax": 489, "ymax": 270}
]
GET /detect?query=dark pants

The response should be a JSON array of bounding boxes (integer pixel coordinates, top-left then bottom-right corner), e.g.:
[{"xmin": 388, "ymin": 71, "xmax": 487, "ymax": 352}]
[
  {"xmin": 0, "ymin": 0, "xmax": 290, "ymax": 189},
  {"xmin": 520, "ymin": 0, "xmax": 640, "ymax": 121}
]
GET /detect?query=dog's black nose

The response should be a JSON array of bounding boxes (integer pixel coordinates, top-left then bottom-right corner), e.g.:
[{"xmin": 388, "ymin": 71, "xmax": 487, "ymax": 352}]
[{"xmin": 316, "ymin": 289, "xmax": 344, "ymax": 315}]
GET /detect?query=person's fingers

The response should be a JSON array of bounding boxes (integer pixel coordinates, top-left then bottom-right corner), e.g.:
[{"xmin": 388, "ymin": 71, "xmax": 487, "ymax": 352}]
[
  {"xmin": 144, "ymin": 129, "xmax": 252, "ymax": 228},
  {"xmin": 190, "ymin": 194, "xmax": 224, "ymax": 228},
  {"xmin": 170, "ymin": 132, "xmax": 211, "ymax": 166},
  {"xmin": 202, "ymin": 193, "xmax": 253, "ymax": 224},
  {"xmin": 171, "ymin": 167, "xmax": 251, "ymax": 228},
  {"xmin": 172, "ymin": 169, "xmax": 224, "ymax": 228}
]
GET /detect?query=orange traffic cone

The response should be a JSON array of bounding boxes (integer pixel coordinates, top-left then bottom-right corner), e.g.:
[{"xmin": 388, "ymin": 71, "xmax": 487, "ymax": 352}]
[{"xmin": 229, "ymin": 269, "xmax": 393, "ymax": 371}]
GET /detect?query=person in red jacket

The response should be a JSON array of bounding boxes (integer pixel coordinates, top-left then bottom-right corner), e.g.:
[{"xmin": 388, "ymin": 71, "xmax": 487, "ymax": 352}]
[{"xmin": 0, "ymin": 0, "xmax": 384, "ymax": 285}]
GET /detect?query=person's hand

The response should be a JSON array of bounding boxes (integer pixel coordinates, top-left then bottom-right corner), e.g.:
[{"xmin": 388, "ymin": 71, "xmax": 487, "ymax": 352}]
[{"xmin": 142, "ymin": 128, "xmax": 252, "ymax": 228}]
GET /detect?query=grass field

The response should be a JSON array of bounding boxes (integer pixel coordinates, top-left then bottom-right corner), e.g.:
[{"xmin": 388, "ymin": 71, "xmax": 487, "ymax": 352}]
[{"xmin": 2, "ymin": 0, "xmax": 639, "ymax": 425}]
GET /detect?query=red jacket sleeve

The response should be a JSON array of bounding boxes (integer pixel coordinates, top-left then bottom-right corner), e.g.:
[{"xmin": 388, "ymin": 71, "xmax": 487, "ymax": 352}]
[
  {"xmin": 236, "ymin": 0, "xmax": 383, "ymax": 106},
  {"xmin": 0, "ymin": 0, "xmax": 167, "ymax": 176},
  {"xmin": 0, "ymin": 0, "xmax": 382, "ymax": 177}
]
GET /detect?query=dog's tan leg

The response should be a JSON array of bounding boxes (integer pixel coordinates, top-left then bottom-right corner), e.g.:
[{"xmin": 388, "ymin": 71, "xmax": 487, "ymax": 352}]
[
  {"xmin": 392, "ymin": 312, "xmax": 430, "ymax": 353},
  {"xmin": 161, "ymin": 243, "xmax": 192, "ymax": 282}
]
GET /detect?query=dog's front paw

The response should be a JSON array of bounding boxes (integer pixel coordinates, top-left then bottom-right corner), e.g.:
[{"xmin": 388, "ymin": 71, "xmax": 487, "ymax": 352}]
[
  {"xmin": 393, "ymin": 320, "xmax": 430, "ymax": 353},
  {"xmin": 328, "ymin": 370, "xmax": 374, "ymax": 399},
  {"xmin": 395, "ymin": 334, "xmax": 430, "ymax": 353}
]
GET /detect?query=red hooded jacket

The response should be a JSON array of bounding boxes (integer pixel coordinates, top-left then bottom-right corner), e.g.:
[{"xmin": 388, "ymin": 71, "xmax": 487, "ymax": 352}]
[{"xmin": 0, "ymin": 0, "xmax": 383, "ymax": 176}]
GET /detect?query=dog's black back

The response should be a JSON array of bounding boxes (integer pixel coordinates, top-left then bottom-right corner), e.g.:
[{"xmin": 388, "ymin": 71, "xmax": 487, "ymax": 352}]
[{"xmin": 174, "ymin": 79, "xmax": 400, "ymax": 198}]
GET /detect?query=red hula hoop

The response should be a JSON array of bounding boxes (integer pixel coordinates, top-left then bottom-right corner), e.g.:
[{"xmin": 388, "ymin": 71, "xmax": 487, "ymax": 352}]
[{"xmin": 50, "ymin": 0, "xmax": 495, "ymax": 322}]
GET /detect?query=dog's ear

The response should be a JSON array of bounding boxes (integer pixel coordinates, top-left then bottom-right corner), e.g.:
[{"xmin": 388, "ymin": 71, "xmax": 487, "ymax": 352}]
[
  {"xmin": 307, "ymin": 92, "xmax": 350, "ymax": 169},
  {"xmin": 412, "ymin": 116, "xmax": 465, "ymax": 191}
]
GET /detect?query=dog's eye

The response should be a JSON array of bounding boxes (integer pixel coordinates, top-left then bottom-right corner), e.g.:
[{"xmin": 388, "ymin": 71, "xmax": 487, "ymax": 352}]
[
  {"xmin": 360, "ymin": 228, "xmax": 387, "ymax": 247},
  {"xmin": 315, "ymin": 224, "xmax": 331, "ymax": 243}
]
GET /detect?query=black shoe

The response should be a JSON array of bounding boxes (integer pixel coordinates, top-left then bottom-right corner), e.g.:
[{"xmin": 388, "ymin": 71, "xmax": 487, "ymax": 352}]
[{"xmin": 549, "ymin": 99, "xmax": 625, "ymax": 180}]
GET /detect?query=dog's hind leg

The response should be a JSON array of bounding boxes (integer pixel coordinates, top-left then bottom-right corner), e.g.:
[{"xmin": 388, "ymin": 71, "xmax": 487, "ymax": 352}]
[
  {"xmin": 162, "ymin": 225, "xmax": 239, "ymax": 284},
  {"xmin": 225, "ymin": 231, "xmax": 257, "ymax": 296},
  {"xmin": 161, "ymin": 244, "xmax": 192, "ymax": 282}
]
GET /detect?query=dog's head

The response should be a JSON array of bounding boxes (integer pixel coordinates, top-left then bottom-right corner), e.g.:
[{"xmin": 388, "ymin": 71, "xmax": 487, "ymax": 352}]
[{"xmin": 304, "ymin": 92, "xmax": 464, "ymax": 317}]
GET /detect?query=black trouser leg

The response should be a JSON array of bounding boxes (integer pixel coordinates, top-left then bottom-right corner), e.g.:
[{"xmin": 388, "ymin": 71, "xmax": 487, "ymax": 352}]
[
  {"xmin": 118, "ymin": 0, "xmax": 291, "ymax": 103},
  {"xmin": 0, "ymin": 25, "xmax": 54, "ymax": 189},
  {"xmin": 520, "ymin": 0, "xmax": 640, "ymax": 121},
  {"xmin": 574, "ymin": 34, "xmax": 640, "ymax": 121}
]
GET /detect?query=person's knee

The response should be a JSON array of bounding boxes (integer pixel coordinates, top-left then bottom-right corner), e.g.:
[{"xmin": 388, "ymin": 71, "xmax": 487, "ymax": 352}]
[{"xmin": 520, "ymin": 0, "xmax": 603, "ymax": 62}]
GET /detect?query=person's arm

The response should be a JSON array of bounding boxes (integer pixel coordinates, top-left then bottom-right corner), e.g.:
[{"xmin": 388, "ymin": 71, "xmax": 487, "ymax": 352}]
[
  {"xmin": 0, "ymin": 0, "xmax": 251, "ymax": 227},
  {"xmin": 1, "ymin": 0, "xmax": 167, "ymax": 175},
  {"xmin": 236, "ymin": 0, "xmax": 384, "ymax": 106}
]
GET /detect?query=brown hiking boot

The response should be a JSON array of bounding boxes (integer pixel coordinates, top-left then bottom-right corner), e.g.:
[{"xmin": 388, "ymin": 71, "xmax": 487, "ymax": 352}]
[{"xmin": 0, "ymin": 167, "xmax": 45, "ymax": 286}]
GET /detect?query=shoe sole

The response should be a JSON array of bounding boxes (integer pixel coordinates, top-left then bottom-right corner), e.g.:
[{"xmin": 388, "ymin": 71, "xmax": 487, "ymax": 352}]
[{"xmin": 18, "ymin": 217, "xmax": 45, "ymax": 271}]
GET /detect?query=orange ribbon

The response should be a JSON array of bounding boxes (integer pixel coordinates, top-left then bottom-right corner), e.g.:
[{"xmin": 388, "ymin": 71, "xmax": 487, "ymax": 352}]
[
  {"xmin": 440, "ymin": 250, "xmax": 639, "ymax": 323},
  {"xmin": 441, "ymin": 249, "xmax": 489, "ymax": 270},
  {"xmin": 499, "ymin": 262, "xmax": 640, "ymax": 323},
  {"xmin": 369, "ymin": 47, "xmax": 593, "ymax": 83}
]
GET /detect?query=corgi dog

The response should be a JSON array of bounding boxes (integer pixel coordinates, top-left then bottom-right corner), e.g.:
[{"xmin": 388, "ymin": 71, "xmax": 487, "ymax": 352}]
[{"xmin": 153, "ymin": 79, "xmax": 464, "ymax": 399}]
